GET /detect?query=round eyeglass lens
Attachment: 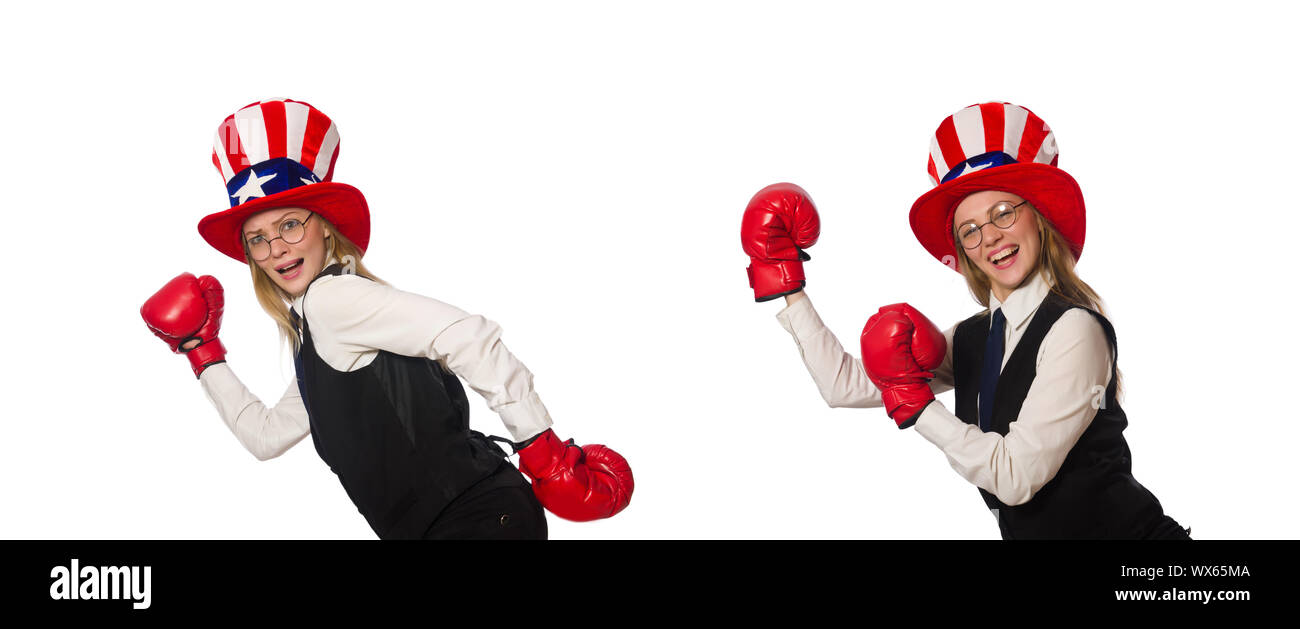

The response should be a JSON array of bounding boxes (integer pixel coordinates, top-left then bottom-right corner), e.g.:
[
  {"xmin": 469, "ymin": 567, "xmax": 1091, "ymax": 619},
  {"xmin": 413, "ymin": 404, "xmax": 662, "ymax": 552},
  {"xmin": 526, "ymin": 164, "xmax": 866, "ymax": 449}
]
[{"xmin": 991, "ymin": 202, "xmax": 1018, "ymax": 228}]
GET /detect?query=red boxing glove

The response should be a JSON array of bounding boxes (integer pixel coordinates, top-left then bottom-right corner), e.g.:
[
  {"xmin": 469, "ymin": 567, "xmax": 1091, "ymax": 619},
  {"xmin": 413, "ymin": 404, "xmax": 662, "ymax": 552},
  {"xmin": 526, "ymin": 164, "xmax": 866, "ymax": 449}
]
[
  {"xmin": 517, "ymin": 429, "xmax": 634, "ymax": 522},
  {"xmin": 860, "ymin": 303, "xmax": 947, "ymax": 429},
  {"xmin": 741, "ymin": 182, "xmax": 821, "ymax": 302},
  {"xmin": 141, "ymin": 273, "xmax": 228, "ymax": 378}
]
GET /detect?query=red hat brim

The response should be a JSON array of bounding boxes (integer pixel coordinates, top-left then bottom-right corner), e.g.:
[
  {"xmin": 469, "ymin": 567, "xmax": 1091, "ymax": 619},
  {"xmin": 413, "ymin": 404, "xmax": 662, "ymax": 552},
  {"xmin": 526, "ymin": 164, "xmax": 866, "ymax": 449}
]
[
  {"xmin": 909, "ymin": 162, "xmax": 1085, "ymax": 272},
  {"xmin": 197, "ymin": 182, "xmax": 370, "ymax": 263}
]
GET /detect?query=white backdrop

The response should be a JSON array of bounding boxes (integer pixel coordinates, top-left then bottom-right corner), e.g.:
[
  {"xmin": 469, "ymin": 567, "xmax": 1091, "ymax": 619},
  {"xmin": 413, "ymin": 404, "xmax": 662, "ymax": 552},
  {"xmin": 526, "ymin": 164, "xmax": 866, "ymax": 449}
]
[{"xmin": 1, "ymin": 1, "xmax": 1295, "ymax": 539}]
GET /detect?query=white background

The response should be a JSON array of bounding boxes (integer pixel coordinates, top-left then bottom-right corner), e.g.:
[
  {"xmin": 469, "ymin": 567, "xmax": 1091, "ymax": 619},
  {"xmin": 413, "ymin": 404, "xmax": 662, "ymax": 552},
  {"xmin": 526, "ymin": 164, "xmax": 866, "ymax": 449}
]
[{"xmin": 1, "ymin": 1, "xmax": 1295, "ymax": 539}]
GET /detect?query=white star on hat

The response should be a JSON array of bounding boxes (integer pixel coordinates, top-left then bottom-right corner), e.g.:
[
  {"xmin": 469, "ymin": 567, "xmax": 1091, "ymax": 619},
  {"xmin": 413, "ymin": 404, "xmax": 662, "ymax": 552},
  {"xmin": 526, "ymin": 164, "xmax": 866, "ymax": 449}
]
[
  {"xmin": 953, "ymin": 161, "xmax": 992, "ymax": 178},
  {"xmin": 231, "ymin": 169, "xmax": 278, "ymax": 204}
]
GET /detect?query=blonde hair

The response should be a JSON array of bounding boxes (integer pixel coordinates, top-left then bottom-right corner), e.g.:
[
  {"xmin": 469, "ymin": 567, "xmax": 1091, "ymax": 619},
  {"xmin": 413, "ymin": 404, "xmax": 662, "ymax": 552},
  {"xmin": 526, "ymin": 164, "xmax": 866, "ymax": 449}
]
[
  {"xmin": 245, "ymin": 214, "xmax": 385, "ymax": 350},
  {"xmin": 954, "ymin": 204, "xmax": 1123, "ymax": 397}
]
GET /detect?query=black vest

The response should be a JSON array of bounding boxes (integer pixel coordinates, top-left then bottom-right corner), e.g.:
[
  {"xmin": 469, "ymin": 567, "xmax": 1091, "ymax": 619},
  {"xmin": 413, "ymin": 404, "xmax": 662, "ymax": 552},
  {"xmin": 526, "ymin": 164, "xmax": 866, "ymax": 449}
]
[
  {"xmin": 952, "ymin": 292, "xmax": 1167, "ymax": 539},
  {"xmin": 293, "ymin": 264, "xmax": 508, "ymax": 539}
]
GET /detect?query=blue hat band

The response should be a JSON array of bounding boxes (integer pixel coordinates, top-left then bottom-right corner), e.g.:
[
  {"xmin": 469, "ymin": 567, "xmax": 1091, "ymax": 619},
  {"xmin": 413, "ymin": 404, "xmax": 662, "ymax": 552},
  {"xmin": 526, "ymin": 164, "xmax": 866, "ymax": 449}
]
[
  {"xmin": 226, "ymin": 158, "xmax": 322, "ymax": 208},
  {"xmin": 941, "ymin": 151, "xmax": 1018, "ymax": 183}
]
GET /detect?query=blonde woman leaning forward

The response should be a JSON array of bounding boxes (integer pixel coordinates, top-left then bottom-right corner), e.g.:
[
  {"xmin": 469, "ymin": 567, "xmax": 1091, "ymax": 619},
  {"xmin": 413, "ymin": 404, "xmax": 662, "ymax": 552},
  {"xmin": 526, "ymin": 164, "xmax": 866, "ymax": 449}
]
[
  {"xmin": 740, "ymin": 102, "xmax": 1187, "ymax": 540},
  {"xmin": 142, "ymin": 99, "xmax": 632, "ymax": 539}
]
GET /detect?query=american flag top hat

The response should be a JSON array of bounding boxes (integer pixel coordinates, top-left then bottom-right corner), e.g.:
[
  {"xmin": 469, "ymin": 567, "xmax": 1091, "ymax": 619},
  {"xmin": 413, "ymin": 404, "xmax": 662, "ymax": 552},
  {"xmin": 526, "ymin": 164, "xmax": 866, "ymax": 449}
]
[
  {"xmin": 909, "ymin": 102, "xmax": 1085, "ymax": 272},
  {"xmin": 198, "ymin": 98, "xmax": 370, "ymax": 263}
]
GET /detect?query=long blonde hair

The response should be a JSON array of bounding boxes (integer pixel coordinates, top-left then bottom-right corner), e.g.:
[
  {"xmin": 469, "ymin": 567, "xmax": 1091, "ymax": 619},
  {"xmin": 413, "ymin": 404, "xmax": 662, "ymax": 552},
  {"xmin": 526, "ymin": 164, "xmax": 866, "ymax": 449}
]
[
  {"xmin": 245, "ymin": 215, "xmax": 385, "ymax": 350},
  {"xmin": 954, "ymin": 205, "xmax": 1123, "ymax": 397}
]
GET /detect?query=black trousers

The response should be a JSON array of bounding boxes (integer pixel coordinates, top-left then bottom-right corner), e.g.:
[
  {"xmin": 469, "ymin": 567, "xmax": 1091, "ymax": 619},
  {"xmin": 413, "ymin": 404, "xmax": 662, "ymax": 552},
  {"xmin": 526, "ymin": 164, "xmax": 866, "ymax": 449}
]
[{"xmin": 421, "ymin": 464, "xmax": 548, "ymax": 540}]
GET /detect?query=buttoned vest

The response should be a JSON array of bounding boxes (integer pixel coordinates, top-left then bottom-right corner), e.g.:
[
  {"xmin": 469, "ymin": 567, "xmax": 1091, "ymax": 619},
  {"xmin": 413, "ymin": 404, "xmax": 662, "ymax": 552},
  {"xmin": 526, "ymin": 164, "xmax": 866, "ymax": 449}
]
[
  {"xmin": 292, "ymin": 264, "xmax": 508, "ymax": 539},
  {"xmin": 952, "ymin": 292, "xmax": 1167, "ymax": 539}
]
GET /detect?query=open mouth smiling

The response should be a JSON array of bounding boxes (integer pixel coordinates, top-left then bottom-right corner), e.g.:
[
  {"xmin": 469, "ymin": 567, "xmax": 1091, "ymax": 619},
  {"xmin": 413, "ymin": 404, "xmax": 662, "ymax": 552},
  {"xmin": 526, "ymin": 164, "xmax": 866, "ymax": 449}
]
[{"xmin": 988, "ymin": 245, "xmax": 1019, "ymax": 269}]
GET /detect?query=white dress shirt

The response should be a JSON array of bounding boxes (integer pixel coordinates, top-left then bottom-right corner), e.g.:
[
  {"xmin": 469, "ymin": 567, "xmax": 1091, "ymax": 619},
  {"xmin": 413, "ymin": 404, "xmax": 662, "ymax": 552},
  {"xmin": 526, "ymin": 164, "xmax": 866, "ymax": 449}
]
[
  {"xmin": 776, "ymin": 270, "xmax": 1112, "ymax": 506},
  {"xmin": 200, "ymin": 267, "xmax": 554, "ymax": 460}
]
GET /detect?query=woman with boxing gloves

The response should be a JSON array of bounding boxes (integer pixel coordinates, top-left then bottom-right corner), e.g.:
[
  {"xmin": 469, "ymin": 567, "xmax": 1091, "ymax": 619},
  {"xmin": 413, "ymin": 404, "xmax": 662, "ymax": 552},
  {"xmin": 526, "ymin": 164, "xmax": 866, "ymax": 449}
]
[
  {"xmin": 141, "ymin": 98, "xmax": 633, "ymax": 539},
  {"xmin": 743, "ymin": 102, "xmax": 1186, "ymax": 539}
]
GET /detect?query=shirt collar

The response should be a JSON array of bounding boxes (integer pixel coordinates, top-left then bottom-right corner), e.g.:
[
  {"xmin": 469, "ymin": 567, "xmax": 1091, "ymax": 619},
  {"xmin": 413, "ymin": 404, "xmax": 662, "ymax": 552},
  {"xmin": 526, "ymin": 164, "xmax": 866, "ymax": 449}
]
[
  {"xmin": 291, "ymin": 256, "xmax": 340, "ymax": 313},
  {"xmin": 988, "ymin": 269, "xmax": 1054, "ymax": 331}
]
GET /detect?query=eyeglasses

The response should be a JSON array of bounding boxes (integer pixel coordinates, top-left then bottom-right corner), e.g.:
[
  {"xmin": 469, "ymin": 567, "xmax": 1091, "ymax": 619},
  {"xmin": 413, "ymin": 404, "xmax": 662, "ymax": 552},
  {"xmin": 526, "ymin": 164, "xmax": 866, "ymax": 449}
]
[
  {"xmin": 245, "ymin": 212, "xmax": 315, "ymax": 261},
  {"xmin": 955, "ymin": 200, "xmax": 1027, "ymax": 249}
]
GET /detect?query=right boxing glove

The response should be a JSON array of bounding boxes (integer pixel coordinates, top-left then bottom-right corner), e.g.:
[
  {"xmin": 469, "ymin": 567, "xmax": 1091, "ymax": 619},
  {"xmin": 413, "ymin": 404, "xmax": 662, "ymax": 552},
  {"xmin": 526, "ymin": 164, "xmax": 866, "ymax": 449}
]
[
  {"xmin": 517, "ymin": 429, "xmax": 634, "ymax": 522},
  {"xmin": 860, "ymin": 303, "xmax": 947, "ymax": 429},
  {"xmin": 141, "ymin": 273, "xmax": 228, "ymax": 378},
  {"xmin": 740, "ymin": 183, "xmax": 821, "ymax": 302}
]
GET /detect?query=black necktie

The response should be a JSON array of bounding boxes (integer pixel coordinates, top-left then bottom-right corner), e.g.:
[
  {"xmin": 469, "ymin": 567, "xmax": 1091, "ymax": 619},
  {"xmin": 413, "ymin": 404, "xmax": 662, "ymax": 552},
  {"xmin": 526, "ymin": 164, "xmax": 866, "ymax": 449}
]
[
  {"xmin": 979, "ymin": 308, "xmax": 1006, "ymax": 433},
  {"xmin": 289, "ymin": 308, "xmax": 311, "ymax": 416},
  {"xmin": 290, "ymin": 308, "xmax": 304, "ymax": 379}
]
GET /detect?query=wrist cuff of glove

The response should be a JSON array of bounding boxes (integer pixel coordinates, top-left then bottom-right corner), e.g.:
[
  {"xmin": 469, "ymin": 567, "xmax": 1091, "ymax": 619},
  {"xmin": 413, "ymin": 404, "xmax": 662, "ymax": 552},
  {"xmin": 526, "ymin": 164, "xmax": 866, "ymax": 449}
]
[
  {"xmin": 508, "ymin": 431, "xmax": 544, "ymax": 453},
  {"xmin": 882, "ymin": 385, "xmax": 935, "ymax": 427},
  {"xmin": 748, "ymin": 259, "xmax": 807, "ymax": 302},
  {"xmin": 186, "ymin": 340, "xmax": 228, "ymax": 379},
  {"xmin": 754, "ymin": 283, "xmax": 805, "ymax": 303},
  {"xmin": 895, "ymin": 399, "xmax": 935, "ymax": 430},
  {"xmin": 517, "ymin": 429, "xmax": 575, "ymax": 480}
]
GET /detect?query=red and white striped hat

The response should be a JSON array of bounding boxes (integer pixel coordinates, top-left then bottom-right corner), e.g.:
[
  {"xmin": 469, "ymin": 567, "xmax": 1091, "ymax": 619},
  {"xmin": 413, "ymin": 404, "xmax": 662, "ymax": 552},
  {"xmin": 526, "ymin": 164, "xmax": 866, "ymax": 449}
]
[
  {"xmin": 909, "ymin": 102, "xmax": 1085, "ymax": 271},
  {"xmin": 197, "ymin": 98, "xmax": 370, "ymax": 263}
]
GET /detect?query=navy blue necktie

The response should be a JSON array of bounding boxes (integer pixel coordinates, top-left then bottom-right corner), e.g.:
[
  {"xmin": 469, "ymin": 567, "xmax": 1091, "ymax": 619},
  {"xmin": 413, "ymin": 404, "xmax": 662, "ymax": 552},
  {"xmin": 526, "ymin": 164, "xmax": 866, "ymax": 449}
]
[
  {"xmin": 290, "ymin": 308, "xmax": 312, "ymax": 416},
  {"xmin": 290, "ymin": 309, "xmax": 304, "ymax": 380},
  {"xmin": 978, "ymin": 308, "xmax": 1006, "ymax": 433},
  {"xmin": 289, "ymin": 308, "xmax": 303, "ymax": 348}
]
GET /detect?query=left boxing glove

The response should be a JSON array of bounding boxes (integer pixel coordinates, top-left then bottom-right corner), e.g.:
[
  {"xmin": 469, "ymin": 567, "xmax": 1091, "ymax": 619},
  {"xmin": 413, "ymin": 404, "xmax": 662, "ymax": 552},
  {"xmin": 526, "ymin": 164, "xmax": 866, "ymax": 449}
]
[
  {"xmin": 517, "ymin": 429, "xmax": 634, "ymax": 522},
  {"xmin": 141, "ymin": 273, "xmax": 228, "ymax": 378},
  {"xmin": 860, "ymin": 303, "xmax": 947, "ymax": 429},
  {"xmin": 741, "ymin": 183, "xmax": 821, "ymax": 302}
]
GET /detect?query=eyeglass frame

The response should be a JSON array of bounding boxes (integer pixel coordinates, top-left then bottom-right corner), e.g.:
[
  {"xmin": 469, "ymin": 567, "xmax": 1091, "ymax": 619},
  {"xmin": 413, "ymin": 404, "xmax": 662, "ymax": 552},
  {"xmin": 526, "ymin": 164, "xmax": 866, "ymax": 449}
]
[
  {"xmin": 244, "ymin": 211, "xmax": 317, "ymax": 261},
  {"xmin": 954, "ymin": 200, "xmax": 1028, "ymax": 250}
]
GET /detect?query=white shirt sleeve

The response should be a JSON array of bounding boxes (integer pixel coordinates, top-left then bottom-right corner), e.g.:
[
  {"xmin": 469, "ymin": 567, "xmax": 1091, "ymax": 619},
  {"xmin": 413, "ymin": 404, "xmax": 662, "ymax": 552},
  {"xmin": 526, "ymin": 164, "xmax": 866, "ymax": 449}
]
[
  {"xmin": 775, "ymin": 296, "xmax": 957, "ymax": 409},
  {"xmin": 913, "ymin": 309, "xmax": 1113, "ymax": 506},
  {"xmin": 775, "ymin": 296, "xmax": 882, "ymax": 408},
  {"xmin": 301, "ymin": 274, "xmax": 553, "ymax": 442},
  {"xmin": 199, "ymin": 363, "xmax": 311, "ymax": 461}
]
